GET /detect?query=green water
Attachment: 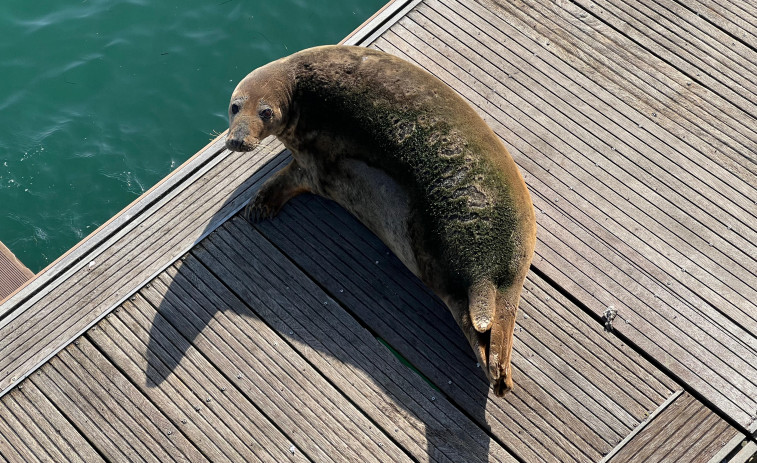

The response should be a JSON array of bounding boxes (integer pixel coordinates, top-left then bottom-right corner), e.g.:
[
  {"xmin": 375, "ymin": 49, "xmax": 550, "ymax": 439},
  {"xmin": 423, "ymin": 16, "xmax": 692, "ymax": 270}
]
[{"xmin": 0, "ymin": 0, "xmax": 384, "ymax": 273}]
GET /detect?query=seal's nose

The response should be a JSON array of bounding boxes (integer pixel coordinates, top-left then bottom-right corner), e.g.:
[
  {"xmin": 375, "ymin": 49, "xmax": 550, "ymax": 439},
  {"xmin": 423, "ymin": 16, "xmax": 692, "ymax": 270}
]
[{"xmin": 226, "ymin": 136, "xmax": 245, "ymax": 152}]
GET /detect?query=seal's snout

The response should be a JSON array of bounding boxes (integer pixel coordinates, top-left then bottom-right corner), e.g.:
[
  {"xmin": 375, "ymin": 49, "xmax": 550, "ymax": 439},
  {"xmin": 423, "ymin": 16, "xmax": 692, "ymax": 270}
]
[
  {"xmin": 225, "ymin": 132, "xmax": 259, "ymax": 152},
  {"xmin": 226, "ymin": 136, "xmax": 246, "ymax": 152}
]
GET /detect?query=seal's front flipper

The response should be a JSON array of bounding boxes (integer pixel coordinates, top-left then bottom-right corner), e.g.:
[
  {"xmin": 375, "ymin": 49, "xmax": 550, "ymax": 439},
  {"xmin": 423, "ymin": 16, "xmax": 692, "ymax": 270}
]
[{"xmin": 245, "ymin": 160, "xmax": 312, "ymax": 221}]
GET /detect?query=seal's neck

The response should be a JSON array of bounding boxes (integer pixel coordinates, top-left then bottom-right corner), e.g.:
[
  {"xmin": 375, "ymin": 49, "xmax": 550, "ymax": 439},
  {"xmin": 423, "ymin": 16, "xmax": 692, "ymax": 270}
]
[{"xmin": 277, "ymin": 101, "xmax": 300, "ymax": 148}]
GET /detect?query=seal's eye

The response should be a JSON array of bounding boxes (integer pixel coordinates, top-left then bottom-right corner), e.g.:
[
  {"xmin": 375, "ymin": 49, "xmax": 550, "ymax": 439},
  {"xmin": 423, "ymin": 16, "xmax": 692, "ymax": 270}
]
[
  {"xmin": 259, "ymin": 108, "xmax": 273, "ymax": 120},
  {"xmin": 231, "ymin": 103, "xmax": 240, "ymax": 115}
]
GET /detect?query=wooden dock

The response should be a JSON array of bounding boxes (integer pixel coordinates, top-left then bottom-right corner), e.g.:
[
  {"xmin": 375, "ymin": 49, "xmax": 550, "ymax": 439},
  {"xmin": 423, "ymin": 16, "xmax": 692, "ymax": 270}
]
[
  {"xmin": 1, "ymin": 0, "xmax": 756, "ymax": 461},
  {"xmin": 0, "ymin": 242, "xmax": 33, "ymax": 303}
]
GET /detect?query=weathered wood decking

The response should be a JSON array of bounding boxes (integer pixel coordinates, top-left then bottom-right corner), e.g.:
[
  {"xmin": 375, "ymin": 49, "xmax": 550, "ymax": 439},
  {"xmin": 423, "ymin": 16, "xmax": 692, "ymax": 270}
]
[
  {"xmin": 1, "ymin": 0, "xmax": 755, "ymax": 461},
  {"xmin": 0, "ymin": 242, "xmax": 33, "ymax": 302}
]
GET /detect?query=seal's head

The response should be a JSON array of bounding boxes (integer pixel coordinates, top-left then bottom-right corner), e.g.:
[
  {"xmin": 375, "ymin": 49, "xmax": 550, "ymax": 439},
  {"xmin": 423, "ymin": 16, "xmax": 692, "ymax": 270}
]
[{"xmin": 226, "ymin": 59, "xmax": 294, "ymax": 152}]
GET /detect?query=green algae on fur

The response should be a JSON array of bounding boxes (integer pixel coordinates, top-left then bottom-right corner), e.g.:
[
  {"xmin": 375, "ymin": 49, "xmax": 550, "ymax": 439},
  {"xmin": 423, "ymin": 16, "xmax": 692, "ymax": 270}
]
[{"xmin": 291, "ymin": 61, "xmax": 527, "ymax": 295}]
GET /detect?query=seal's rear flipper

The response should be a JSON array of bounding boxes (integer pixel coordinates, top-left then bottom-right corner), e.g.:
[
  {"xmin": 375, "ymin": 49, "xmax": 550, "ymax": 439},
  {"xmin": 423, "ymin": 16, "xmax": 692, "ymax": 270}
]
[
  {"xmin": 468, "ymin": 280, "xmax": 496, "ymax": 333},
  {"xmin": 487, "ymin": 288, "xmax": 520, "ymax": 395},
  {"xmin": 464, "ymin": 280, "xmax": 519, "ymax": 396},
  {"xmin": 462, "ymin": 280, "xmax": 517, "ymax": 395}
]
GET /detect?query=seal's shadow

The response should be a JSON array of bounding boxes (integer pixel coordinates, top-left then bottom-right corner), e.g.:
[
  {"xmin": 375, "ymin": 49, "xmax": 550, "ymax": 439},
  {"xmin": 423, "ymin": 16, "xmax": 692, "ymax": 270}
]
[{"xmin": 144, "ymin": 153, "xmax": 493, "ymax": 460}]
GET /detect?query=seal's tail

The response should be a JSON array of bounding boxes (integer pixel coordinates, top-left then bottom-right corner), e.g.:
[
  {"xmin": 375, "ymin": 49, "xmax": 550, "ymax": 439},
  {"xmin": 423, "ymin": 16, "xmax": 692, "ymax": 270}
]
[{"xmin": 468, "ymin": 280, "xmax": 520, "ymax": 396}]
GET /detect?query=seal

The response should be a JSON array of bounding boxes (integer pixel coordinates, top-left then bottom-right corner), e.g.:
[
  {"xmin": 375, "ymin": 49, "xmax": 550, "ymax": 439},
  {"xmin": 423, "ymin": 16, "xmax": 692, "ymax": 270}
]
[{"xmin": 226, "ymin": 45, "xmax": 536, "ymax": 396}]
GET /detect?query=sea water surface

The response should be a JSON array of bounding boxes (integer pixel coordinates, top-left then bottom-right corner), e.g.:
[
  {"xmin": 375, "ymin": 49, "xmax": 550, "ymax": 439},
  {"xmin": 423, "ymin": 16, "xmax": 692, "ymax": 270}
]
[{"xmin": 0, "ymin": 0, "xmax": 385, "ymax": 273}]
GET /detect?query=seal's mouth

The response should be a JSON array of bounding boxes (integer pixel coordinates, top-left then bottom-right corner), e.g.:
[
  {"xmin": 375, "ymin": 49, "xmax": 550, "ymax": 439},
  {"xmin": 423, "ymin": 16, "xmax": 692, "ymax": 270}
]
[{"xmin": 225, "ymin": 136, "xmax": 259, "ymax": 152}]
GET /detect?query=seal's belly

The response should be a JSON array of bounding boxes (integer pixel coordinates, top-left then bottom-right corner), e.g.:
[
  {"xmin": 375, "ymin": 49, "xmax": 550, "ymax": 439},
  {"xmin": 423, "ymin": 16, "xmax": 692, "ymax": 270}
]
[{"xmin": 325, "ymin": 159, "xmax": 420, "ymax": 276}]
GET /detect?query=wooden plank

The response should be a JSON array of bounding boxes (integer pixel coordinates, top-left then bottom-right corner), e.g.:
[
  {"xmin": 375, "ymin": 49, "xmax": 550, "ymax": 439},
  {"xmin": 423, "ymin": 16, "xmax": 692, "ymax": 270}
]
[
  {"xmin": 466, "ymin": 0, "xmax": 752, "ymax": 204},
  {"xmin": 0, "ymin": 138, "xmax": 287, "ymax": 396},
  {"xmin": 518, "ymin": 282, "xmax": 657, "ymax": 423},
  {"xmin": 0, "ymin": 433, "xmax": 11, "ymax": 463},
  {"xmin": 57, "ymin": 342, "xmax": 200, "ymax": 462},
  {"xmin": 64, "ymin": 338, "xmax": 206, "ymax": 461},
  {"xmin": 12, "ymin": 380, "xmax": 103, "ymax": 462},
  {"xmin": 0, "ymin": 383, "xmax": 103, "ymax": 463},
  {"xmin": 0, "ymin": 242, "xmax": 33, "ymax": 303},
  {"xmin": 685, "ymin": 0, "xmax": 757, "ymax": 49},
  {"xmin": 113, "ymin": 295, "xmax": 308, "ymax": 461},
  {"xmin": 30, "ymin": 338, "xmax": 205, "ymax": 462},
  {"xmin": 341, "ymin": 0, "xmax": 421, "ymax": 47},
  {"xmin": 29, "ymin": 361, "xmax": 145, "ymax": 460},
  {"xmin": 491, "ymin": 0, "xmax": 757, "ymax": 179},
  {"xmin": 727, "ymin": 440, "xmax": 757, "ymax": 463},
  {"xmin": 134, "ymin": 259, "xmax": 416, "ymax": 463},
  {"xmin": 156, "ymin": 259, "xmax": 400, "ymax": 459},
  {"xmin": 707, "ymin": 0, "xmax": 757, "ymax": 30},
  {"xmin": 672, "ymin": 413, "xmax": 735, "ymax": 462},
  {"xmin": 625, "ymin": 397, "xmax": 705, "ymax": 462},
  {"xmin": 369, "ymin": 0, "xmax": 757, "ymax": 430},
  {"xmin": 135, "ymin": 280, "xmax": 396, "ymax": 463},
  {"xmin": 485, "ymin": 0, "xmax": 757, "ymax": 233},
  {"xmin": 523, "ymin": 277, "xmax": 673, "ymax": 410},
  {"xmin": 137, "ymin": 275, "xmax": 359, "ymax": 462},
  {"xmin": 2, "ymin": 393, "xmax": 66, "ymax": 463},
  {"xmin": 430, "ymin": 0, "xmax": 757, "ymax": 245},
  {"xmin": 98, "ymin": 296, "xmax": 308, "ymax": 462},
  {"xmin": 573, "ymin": 0, "xmax": 757, "ymax": 115},
  {"xmin": 0, "ymin": 399, "xmax": 45, "ymax": 463},
  {"xmin": 607, "ymin": 392, "xmax": 742, "ymax": 462},
  {"xmin": 530, "ymin": 209, "xmax": 757, "ymax": 417},
  {"xmin": 250, "ymin": 192, "xmax": 685, "ymax": 462},
  {"xmin": 193, "ymin": 219, "xmax": 514, "ymax": 462},
  {"xmin": 708, "ymin": 434, "xmax": 752, "ymax": 463}
]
